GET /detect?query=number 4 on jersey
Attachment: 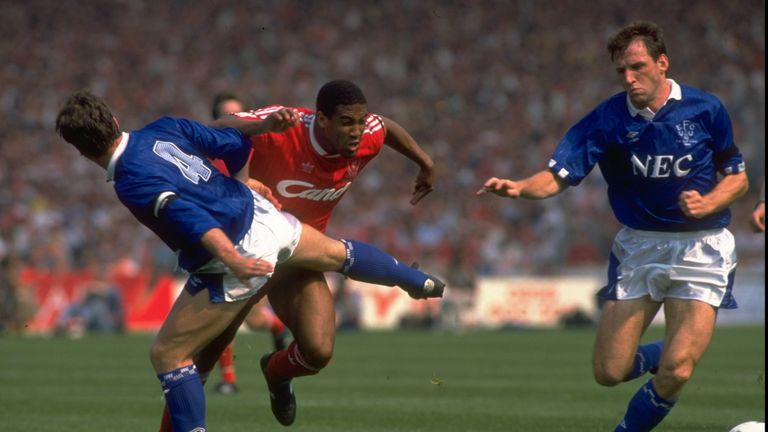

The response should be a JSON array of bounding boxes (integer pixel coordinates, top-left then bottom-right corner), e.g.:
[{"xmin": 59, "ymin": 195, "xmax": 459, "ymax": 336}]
[{"xmin": 153, "ymin": 141, "xmax": 212, "ymax": 184}]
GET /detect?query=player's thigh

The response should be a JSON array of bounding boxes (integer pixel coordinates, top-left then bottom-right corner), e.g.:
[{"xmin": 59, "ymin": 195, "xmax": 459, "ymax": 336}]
[
  {"xmin": 268, "ymin": 267, "xmax": 335, "ymax": 347},
  {"xmin": 152, "ymin": 289, "xmax": 250, "ymax": 371},
  {"xmin": 286, "ymin": 224, "xmax": 346, "ymax": 271},
  {"xmin": 660, "ymin": 298, "xmax": 717, "ymax": 372},
  {"xmin": 244, "ymin": 296, "xmax": 272, "ymax": 329},
  {"xmin": 593, "ymin": 297, "xmax": 661, "ymax": 371},
  {"xmin": 195, "ymin": 293, "xmax": 264, "ymax": 371}
]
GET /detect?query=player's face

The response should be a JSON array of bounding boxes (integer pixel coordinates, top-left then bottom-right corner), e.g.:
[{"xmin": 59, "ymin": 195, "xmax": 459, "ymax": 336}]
[
  {"xmin": 319, "ymin": 104, "xmax": 368, "ymax": 158},
  {"xmin": 220, "ymin": 100, "xmax": 244, "ymax": 115},
  {"xmin": 613, "ymin": 39, "xmax": 669, "ymax": 110}
]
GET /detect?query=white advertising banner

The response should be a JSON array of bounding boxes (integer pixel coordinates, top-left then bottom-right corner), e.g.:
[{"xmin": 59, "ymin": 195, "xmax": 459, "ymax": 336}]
[{"xmin": 474, "ymin": 276, "xmax": 602, "ymax": 328}]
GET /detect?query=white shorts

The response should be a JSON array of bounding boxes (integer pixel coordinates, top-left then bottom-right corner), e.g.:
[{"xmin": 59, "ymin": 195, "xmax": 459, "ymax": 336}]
[
  {"xmin": 597, "ymin": 226, "xmax": 738, "ymax": 308},
  {"xmin": 186, "ymin": 191, "xmax": 302, "ymax": 303}
]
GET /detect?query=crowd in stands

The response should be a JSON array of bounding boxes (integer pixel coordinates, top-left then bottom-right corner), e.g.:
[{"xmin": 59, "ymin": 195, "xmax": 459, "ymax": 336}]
[{"xmin": 0, "ymin": 0, "xmax": 764, "ymax": 298}]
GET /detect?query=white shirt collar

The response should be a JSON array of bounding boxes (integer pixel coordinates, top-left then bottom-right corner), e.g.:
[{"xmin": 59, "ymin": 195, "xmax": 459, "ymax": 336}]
[
  {"xmin": 308, "ymin": 115, "xmax": 340, "ymax": 158},
  {"xmin": 627, "ymin": 78, "xmax": 682, "ymax": 120},
  {"xmin": 106, "ymin": 132, "xmax": 129, "ymax": 182}
]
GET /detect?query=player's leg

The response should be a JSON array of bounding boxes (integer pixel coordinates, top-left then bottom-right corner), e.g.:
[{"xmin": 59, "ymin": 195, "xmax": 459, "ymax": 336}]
[
  {"xmin": 256, "ymin": 267, "xmax": 332, "ymax": 426},
  {"xmin": 654, "ymin": 299, "xmax": 717, "ymax": 398},
  {"xmin": 214, "ymin": 343, "xmax": 238, "ymax": 395},
  {"xmin": 244, "ymin": 297, "xmax": 289, "ymax": 351},
  {"xmin": 151, "ymin": 289, "xmax": 250, "ymax": 432},
  {"xmin": 159, "ymin": 293, "xmax": 263, "ymax": 432},
  {"xmin": 268, "ymin": 268, "xmax": 335, "ymax": 373},
  {"xmin": 287, "ymin": 223, "xmax": 444, "ymax": 298},
  {"xmin": 614, "ymin": 299, "xmax": 717, "ymax": 432},
  {"xmin": 195, "ymin": 294, "xmax": 260, "ymax": 377},
  {"xmin": 592, "ymin": 296, "xmax": 662, "ymax": 387},
  {"xmin": 612, "ymin": 228, "xmax": 736, "ymax": 431},
  {"xmin": 594, "ymin": 228, "xmax": 669, "ymax": 387}
]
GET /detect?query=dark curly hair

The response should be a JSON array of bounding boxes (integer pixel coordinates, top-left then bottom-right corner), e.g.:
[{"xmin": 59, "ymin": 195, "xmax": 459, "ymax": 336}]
[{"xmin": 316, "ymin": 80, "xmax": 367, "ymax": 117}]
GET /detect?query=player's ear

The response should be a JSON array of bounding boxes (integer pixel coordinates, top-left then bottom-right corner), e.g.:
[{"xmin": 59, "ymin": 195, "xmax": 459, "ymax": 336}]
[
  {"xmin": 657, "ymin": 54, "xmax": 669, "ymax": 74},
  {"xmin": 316, "ymin": 111, "xmax": 329, "ymax": 127}
]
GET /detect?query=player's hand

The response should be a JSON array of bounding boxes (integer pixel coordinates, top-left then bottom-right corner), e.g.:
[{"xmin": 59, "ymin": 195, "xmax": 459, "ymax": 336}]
[
  {"xmin": 262, "ymin": 108, "xmax": 299, "ymax": 133},
  {"xmin": 678, "ymin": 190, "xmax": 712, "ymax": 218},
  {"xmin": 246, "ymin": 179, "xmax": 282, "ymax": 210},
  {"xmin": 410, "ymin": 166, "xmax": 435, "ymax": 205},
  {"xmin": 750, "ymin": 202, "xmax": 765, "ymax": 232},
  {"xmin": 476, "ymin": 177, "xmax": 523, "ymax": 198},
  {"xmin": 230, "ymin": 256, "xmax": 275, "ymax": 283}
]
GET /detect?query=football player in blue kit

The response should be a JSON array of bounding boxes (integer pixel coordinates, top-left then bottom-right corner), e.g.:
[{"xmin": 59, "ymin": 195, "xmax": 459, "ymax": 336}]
[
  {"xmin": 55, "ymin": 90, "xmax": 444, "ymax": 432},
  {"xmin": 478, "ymin": 21, "xmax": 748, "ymax": 432}
]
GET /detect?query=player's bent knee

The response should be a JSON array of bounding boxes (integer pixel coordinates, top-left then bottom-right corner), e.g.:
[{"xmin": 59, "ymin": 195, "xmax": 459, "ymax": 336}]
[
  {"xmin": 149, "ymin": 342, "xmax": 167, "ymax": 371},
  {"xmin": 149, "ymin": 339, "xmax": 193, "ymax": 372},
  {"xmin": 656, "ymin": 362, "xmax": 694, "ymax": 387},
  {"xmin": 299, "ymin": 342, "xmax": 334, "ymax": 369},
  {"xmin": 317, "ymin": 238, "xmax": 346, "ymax": 270},
  {"xmin": 593, "ymin": 366, "xmax": 625, "ymax": 387}
]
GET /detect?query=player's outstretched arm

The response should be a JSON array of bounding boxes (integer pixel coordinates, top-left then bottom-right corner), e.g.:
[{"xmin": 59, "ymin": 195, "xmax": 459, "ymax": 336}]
[
  {"xmin": 477, "ymin": 170, "xmax": 567, "ymax": 200},
  {"xmin": 678, "ymin": 171, "xmax": 748, "ymax": 219},
  {"xmin": 211, "ymin": 108, "xmax": 299, "ymax": 136},
  {"xmin": 381, "ymin": 117, "xmax": 435, "ymax": 205}
]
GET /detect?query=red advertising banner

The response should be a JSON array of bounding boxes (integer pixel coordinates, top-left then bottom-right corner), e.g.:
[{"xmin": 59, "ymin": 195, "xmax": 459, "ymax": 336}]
[{"xmin": 18, "ymin": 268, "xmax": 178, "ymax": 333}]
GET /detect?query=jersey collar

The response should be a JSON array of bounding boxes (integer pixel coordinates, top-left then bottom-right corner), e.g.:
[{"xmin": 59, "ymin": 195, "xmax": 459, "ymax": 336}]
[
  {"xmin": 627, "ymin": 78, "xmax": 682, "ymax": 120},
  {"xmin": 308, "ymin": 115, "xmax": 341, "ymax": 158},
  {"xmin": 106, "ymin": 132, "xmax": 129, "ymax": 182}
]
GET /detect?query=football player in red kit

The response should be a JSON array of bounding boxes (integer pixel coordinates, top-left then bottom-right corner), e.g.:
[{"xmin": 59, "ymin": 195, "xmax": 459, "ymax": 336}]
[{"xmin": 159, "ymin": 80, "xmax": 435, "ymax": 430}]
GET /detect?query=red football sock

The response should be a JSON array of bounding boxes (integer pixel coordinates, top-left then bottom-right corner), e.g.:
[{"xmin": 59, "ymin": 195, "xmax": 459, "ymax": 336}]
[
  {"xmin": 266, "ymin": 341, "xmax": 321, "ymax": 382},
  {"xmin": 219, "ymin": 343, "xmax": 236, "ymax": 384},
  {"xmin": 269, "ymin": 313, "xmax": 286, "ymax": 337}
]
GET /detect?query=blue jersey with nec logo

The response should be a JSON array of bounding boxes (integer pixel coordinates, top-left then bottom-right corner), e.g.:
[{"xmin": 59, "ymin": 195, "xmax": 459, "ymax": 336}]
[
  {"xmin": 110, "ymin": 117, "xmax": 254, "ymax": 271},
  {"xmin": 548, "ymin": 84, "xmax": 744, "ymax": 231}
]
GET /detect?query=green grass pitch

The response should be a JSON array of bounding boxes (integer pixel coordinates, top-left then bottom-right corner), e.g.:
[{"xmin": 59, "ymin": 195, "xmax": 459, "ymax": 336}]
[{"xmin": 0, "ymin": 327, "xmax": 763, "ymax": 431}]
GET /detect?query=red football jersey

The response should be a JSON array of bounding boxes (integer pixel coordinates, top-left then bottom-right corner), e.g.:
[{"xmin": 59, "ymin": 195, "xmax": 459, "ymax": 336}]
[{"xmin": 234, "ymin": 106, "xmax": 386, "ymax": 232}]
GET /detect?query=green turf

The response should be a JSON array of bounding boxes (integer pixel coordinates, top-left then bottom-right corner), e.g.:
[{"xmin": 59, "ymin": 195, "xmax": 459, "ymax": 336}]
[{"xmin": 0, "ymin": 327, "xmax": 763, "ymax": 431}]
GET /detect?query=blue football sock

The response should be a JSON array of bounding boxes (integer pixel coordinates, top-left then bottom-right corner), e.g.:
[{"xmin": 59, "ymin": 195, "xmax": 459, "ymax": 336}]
[
  {"xmin": 624, "ymin": 340, "xmax": 664, "ymax": 381},
  {"xmin": 158, "ymin": 364, "xmax": 207, "ymax": 432},
  {"xmin": 340, "ymin": 239, "xmax": 427, "ymax": 290},
  {"xmin": 615, "ymin": 378, "xmax": 676, "ymax": 432}
]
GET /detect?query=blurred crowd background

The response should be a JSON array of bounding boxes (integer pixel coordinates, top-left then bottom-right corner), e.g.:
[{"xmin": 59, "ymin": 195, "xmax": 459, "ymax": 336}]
[{"xmin": 0, "ymin": 0, "xmax": 764, "ymax": 324}]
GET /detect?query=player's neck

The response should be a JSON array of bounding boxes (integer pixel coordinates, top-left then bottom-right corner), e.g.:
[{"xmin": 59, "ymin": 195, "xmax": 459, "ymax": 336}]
[
  {"xmin": 648, "ymin": 79, "xmax": 672, "ymax": 113},
  {"xmin": 312, "ymin": 122, "xmax": 338, "ymax": 155},
  {"xmin": 91, "ymin": 136, "xmax": 122, "ymax": 169}
]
